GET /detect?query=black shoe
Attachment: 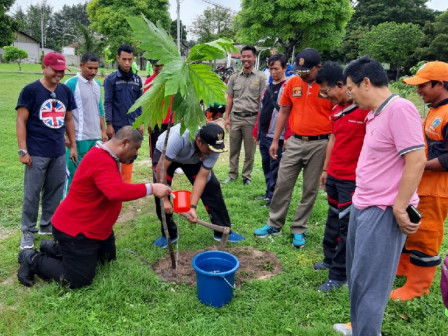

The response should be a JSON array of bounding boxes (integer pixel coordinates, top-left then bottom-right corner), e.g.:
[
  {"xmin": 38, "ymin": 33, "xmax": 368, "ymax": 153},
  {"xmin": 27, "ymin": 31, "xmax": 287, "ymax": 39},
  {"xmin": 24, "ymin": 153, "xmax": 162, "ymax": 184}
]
[
  {"xmin": 243, "ymin": 178, "xmax": 251, "ymax": 186},
  {"xmin": 17, "ymin": 249, "xmax": 37, "ymax": 287},
  {"xmin": 221, "ymin": 177, "xmax": 235, "ymax": 184},
  {"xmin": 40, "ymin": 240, "xmax": 62, "ymax": 259}
]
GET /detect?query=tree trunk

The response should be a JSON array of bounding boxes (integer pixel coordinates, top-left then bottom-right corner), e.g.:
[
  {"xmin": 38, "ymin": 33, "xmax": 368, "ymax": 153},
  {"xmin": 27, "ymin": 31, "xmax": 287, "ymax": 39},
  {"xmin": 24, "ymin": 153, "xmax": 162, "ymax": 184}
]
[
  {"xmin": 395, "ymin": 65, "xmax": 401, "ymax": 82},
  {"xmin": 157, "ymin": 110, "xmax": 177, "ymax": 269}
]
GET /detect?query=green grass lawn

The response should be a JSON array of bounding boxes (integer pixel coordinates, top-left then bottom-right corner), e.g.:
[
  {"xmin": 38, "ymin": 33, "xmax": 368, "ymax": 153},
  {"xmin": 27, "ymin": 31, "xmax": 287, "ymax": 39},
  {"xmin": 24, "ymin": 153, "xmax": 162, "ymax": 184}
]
[{"xmin": 0, "ymin": 73, "xmax": 447, "ymax": 335}]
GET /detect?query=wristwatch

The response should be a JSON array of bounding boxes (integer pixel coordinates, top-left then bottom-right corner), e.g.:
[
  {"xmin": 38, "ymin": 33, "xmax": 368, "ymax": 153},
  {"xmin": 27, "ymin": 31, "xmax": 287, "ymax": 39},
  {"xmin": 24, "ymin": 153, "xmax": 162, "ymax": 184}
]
[{"xmin": 18, "ymin": 149, "xmax": 28, "ymax": 157}]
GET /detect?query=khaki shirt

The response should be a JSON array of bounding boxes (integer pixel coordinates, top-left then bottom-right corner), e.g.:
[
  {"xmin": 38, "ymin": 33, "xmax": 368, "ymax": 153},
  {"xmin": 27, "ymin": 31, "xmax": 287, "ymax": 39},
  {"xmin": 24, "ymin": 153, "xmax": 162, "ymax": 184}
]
[{"xmin": 226, "ymin": 69, "xmax": 266, "ymax": 113}]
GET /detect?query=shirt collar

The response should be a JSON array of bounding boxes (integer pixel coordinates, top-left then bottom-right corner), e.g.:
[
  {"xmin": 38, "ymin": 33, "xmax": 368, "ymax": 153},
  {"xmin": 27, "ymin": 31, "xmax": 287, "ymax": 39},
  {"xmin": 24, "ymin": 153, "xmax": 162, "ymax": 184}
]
[
  {"xmin": 239, "ymin": 69, "xmax": 255, "ymax": 76},
  {"xmin": 95, "ymin": 141, "xmax": 120, "ymax": 164},
  {"xmin": 374, "ymin": 94, "xmax": 399, "ymax": 116},
  {"xmin": 77, "ymin": 73, "xmax": 90, "ymax": 84},
  {"xmin": 430, "ymin": 98, "xmax": 448, "ymax": 109}
]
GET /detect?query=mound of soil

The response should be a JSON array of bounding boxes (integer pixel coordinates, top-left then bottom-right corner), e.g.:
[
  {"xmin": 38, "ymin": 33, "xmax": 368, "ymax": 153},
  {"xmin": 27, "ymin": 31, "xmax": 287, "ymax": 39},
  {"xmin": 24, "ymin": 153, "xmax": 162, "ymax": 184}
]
[{"xmin": 153, "ymin": 246, "xmax": 282, "ymax": 287}]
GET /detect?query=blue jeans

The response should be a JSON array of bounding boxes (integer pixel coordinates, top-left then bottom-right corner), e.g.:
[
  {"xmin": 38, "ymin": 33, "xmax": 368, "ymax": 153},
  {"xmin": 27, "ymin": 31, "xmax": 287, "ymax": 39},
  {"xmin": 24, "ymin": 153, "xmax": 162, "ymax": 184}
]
[{"xmin": 259, "ymin": 131, "xmax": 283, "ymax": 200}]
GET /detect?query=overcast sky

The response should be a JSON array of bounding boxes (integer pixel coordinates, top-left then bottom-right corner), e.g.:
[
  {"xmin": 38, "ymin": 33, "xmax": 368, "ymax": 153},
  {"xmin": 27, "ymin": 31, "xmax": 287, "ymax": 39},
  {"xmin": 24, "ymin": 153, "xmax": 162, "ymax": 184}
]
[{"xmin": 11, "ymin": 0, "xmax": 448, "ymax": 35}]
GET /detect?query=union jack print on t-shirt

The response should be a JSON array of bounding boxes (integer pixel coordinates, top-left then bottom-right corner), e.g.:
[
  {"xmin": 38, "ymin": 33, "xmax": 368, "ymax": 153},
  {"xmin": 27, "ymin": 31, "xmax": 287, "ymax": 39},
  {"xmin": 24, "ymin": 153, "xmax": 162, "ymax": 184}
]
[{"xmin": 40, "ymin": 99, "xmax": 66, "ymax": 129}]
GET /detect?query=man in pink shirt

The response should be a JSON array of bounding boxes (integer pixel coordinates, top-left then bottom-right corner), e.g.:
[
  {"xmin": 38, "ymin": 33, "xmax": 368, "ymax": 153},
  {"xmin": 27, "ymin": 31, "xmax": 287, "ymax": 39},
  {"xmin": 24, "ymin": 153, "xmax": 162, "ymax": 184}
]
[{"xmin": 333, "ymin": 56, "xmax": 426, "ymax": 336}]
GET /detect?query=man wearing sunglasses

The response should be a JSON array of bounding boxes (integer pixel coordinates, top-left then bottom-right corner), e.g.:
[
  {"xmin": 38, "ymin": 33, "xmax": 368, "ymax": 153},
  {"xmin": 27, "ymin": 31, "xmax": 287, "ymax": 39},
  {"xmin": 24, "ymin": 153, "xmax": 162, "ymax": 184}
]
[
  {"xmin": 254, "ymin": 48, "xmax": 332, "ymax": 248},
  {"xmin": 16, "ymin": 52, "xmax": 77, "ymax": 249}
]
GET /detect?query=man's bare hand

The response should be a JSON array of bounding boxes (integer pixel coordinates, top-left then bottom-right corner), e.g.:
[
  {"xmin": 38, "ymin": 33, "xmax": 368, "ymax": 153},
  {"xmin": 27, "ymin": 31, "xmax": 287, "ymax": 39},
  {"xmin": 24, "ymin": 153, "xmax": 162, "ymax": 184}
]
[
  {"xmin": 69, "ymin": 147, "xmax": 78, "ymax": 165},
  {"xmin": 269, "ymin": 142, "xmax": 279, "ymax": 160},
  {"xmin": 106, "ymin": 124, "xmax": 115, "ymax": 139},
  {"xmin": 224, "ymin": 118, "xmax": 231, "ymax": 131},
  {"xmin": 19, "ymin": 153, "xmax": 32, "ymax": 168},
  {"xmin": 151, "ymin": 183, "xmax": 171, "ymax": 198},
  {"xmin": 319, "ymin": 171, "xmax": 327, "ymax": 190},
  {"xmin": 163, "ymin": 198, "xmax": 173, "ymax": 214},
  {"xmin": 185, "ymin": 208, "xmax": 197, "ymax": 223},
  {"xmin": 393, "ymin": 208, "xmax": 420, "ymax": 235},
  {"xmin": 101, "ymin": 131, "xmax": 108, "ymax": 142}
]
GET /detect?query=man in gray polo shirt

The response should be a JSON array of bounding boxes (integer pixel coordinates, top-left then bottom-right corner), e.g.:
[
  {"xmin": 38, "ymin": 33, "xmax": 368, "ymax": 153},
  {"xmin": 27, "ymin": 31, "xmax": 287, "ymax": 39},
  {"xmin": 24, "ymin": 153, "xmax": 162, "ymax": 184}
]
[
  {"xmin": 152, "ymin": 123, "xmax": 246, "ymax": 248},
  {"xmin": 64, "ymin": 52, "xmax": 107, "ymax": 196},
  {"xmin": 223, "ymin": 45, "xmax": 266, "ymax": 185}
]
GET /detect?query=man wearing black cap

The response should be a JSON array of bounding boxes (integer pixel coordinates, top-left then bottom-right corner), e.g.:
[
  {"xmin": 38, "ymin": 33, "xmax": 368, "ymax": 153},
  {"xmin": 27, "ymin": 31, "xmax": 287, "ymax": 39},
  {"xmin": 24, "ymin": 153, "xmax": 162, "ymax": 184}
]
[
  {"xmin": 254, "ymin": 48, "xmax": 332, "ymax": 248},
  {"xmin": 152, "ymin": 123, "xmax": 246, "ymax": 248}
]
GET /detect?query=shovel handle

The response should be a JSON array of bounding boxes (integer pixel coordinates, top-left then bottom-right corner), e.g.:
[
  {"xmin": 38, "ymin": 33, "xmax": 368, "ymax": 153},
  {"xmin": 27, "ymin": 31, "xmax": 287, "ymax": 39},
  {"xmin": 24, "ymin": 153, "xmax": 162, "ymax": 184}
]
[{"xmin": 179, "ymin": 213, "xmax": 230, "ymax": 234}]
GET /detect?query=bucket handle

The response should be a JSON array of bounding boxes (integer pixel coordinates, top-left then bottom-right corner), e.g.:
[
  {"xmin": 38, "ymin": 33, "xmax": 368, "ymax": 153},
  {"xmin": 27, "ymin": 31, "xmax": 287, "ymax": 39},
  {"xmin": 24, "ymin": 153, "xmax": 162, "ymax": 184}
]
[{"xmin": 221, "ymin": 275, "xmax": 236, "ymax": 289}]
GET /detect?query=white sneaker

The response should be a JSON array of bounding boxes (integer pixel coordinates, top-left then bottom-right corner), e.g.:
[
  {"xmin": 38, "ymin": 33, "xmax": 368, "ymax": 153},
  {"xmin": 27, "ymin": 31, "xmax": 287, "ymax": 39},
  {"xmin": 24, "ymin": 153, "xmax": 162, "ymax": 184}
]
[{"xmin": 333, "ymin": 322, "xmax": 352, "ymax": 335}]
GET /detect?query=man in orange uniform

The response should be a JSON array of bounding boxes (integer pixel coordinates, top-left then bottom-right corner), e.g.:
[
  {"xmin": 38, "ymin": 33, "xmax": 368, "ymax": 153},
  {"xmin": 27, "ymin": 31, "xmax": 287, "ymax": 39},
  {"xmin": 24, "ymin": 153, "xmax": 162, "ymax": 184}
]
[
  {"xmin": 391, "ymin": 61, "xmax": 448, "ymax": 301},
  {"xmin": 254, "ymin": 48, "xmax": 332, "ymax": 247}
]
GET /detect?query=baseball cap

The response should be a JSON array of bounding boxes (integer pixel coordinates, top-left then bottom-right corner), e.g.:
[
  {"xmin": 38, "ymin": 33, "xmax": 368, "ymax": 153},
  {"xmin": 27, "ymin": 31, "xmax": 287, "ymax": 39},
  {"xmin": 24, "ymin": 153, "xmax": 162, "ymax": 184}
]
[
  {"xmin": 199, "ymin": 123, "xmax": 226, "ymax": 153},
  {"xmin": 292, "ymin": 48, "xmax": 321, "ymax": 72},
  {"xmin": 403, "ymin": 61, "xmax": 448, "ymax": 85},
  {"xmin": 43, "ymin": 52, "xmax": 68, "ymax": 71}
]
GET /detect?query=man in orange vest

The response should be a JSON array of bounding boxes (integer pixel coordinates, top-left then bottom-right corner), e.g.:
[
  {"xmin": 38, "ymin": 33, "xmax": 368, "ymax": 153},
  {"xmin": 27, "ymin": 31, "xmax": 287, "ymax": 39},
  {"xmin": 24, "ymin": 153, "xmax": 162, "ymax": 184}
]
[{"xmin": 391, "ymin": 61, "xmax": 448, "ymax": 301}]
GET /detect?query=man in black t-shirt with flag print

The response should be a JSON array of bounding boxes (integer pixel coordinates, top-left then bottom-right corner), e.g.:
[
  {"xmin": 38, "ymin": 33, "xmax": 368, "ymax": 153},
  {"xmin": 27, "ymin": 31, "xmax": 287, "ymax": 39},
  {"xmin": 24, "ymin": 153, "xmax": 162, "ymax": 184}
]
[{"xmin": 16, "ymin": 52, "xmax": 77, "ymax": 250}]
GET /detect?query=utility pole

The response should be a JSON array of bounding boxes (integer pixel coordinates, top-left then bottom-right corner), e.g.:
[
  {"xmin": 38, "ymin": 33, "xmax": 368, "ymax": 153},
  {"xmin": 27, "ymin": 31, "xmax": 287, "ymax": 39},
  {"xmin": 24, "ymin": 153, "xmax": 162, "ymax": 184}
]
[
  {"xmin": 176, "ymin": 0, "xmax": 181, "ymax": 54},
  {"xmin": 40, "ymin": 3, "xmax": 44, "ymax": 49}
]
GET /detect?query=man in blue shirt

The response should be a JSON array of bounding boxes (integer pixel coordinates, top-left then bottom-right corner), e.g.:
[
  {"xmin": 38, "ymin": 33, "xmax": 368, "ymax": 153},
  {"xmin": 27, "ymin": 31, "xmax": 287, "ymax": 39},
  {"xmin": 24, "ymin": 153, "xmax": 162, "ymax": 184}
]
[
  {"xmin": 16, "ymin": 52, "xmax": 77, "ymax": 249},
  {"xmin": 104, "ymin": 44, "xmax": 143, "ymax": 183}
]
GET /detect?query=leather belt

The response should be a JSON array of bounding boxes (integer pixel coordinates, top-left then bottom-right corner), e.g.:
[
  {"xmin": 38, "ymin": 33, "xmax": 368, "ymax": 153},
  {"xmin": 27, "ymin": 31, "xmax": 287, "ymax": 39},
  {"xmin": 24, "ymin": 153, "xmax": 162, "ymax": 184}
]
[
  {"xmin": 233, "ymin": 112, "xmax": 258, "ymax": 117},
  {"xmin": 293, "ymin": 133, "xmax": 330, "ymax": 141}
]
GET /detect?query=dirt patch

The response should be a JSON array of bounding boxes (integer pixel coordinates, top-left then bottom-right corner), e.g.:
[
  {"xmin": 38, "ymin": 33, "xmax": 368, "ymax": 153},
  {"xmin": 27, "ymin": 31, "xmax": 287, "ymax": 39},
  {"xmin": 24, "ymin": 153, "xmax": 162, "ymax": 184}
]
[
  {"xmin": 116, "ymin": 197, "xmax": 147, "ymax": 223},
  {"xmin": 0, "ymin": 227, "xmax": 13, "ymax": 243},
  {"xmin": 153, "ymin": 246, "xmax": 282, "ymax": 287}
]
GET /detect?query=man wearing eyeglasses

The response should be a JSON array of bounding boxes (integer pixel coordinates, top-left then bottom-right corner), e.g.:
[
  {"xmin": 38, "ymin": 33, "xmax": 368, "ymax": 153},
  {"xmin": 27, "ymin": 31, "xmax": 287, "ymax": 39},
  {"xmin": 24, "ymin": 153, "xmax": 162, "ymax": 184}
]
[
  {"xmin": 16, "ymin": 52, "xmax": 77, "ymax": 250},
  {"xmin": 254, "ymin": 48, "xmax": 332, "ymax": 248}
]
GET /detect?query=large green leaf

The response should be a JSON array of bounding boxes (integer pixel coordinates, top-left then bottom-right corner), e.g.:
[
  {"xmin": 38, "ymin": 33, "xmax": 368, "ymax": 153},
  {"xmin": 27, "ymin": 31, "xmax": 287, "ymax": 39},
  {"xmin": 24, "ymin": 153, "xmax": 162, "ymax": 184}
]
[
  {"xmin": 186, "ymin": 38, "xmax": 238, "ymax": 62},
  {"xmin": 128, "ymin": 15, "xmax": 232, "ymax": 136},
  {"xmin": 189, "ymin": 64, "xmax": 227, "ymax": 107},
  {"xmin": 127, "ymin": 16, "xmax": 179, "ymax": 65},
  {"xmin": 129, "ymin": 74, "xmax": 168, "ymax": 128}
]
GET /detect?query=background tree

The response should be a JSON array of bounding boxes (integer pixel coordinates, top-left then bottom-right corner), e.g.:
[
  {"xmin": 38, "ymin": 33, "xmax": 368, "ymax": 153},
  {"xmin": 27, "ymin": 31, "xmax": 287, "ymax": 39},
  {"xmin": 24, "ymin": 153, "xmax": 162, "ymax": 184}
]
[
  {"xmin": 190, "ymin": 7, "xmax": 236, "ymax": 43},
  {"xmin": 415, "ymin": 10, "xmax": 448, "ymax": 62},
  {"xmin": 170, "ymin": 19, "xmax": 187, "ymax": 44},
  {"xmin": 3, "ymin": 46, "xmax": 28, "ymax": 71},
  {"xmin": 46, "ymin": 3, "xmax": 91, "ymax": 51},
  {"xmin": 87, "ymin": 0, "xmax": 171, "ymax": 54},
  {"xmin": 0, "ymin": 0, "xmax": 19, "ymax": 47},
  {"xmin": 13, "ymin": 2, "xmax": 53, "ymax": 48},
  {"xmin": 358, "ymin": 22, "xmax": 424, "ymax": 80},
  {"xmin": 77, "ymin": 24, "xmax": 102, "ymax": 56},
  {"xmin": 350, "ymin": 0, "xmax": 435, "ymax": 28},
  {"xmin": 235, "ymin": 0, "xmax": 353, "ymax": 58}
]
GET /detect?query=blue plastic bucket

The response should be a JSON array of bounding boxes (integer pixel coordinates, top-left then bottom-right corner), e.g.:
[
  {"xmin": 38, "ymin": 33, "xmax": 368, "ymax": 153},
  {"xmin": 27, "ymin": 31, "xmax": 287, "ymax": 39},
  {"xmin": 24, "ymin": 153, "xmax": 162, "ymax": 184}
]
[{"xmin": 192, "ymin": 251, "xmax": 239, "ymax": 307}]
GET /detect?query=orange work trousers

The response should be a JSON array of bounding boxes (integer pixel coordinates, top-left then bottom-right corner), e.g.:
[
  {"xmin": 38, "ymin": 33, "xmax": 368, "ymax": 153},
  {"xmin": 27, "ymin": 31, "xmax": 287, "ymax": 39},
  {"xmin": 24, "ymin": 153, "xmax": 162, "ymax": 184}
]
[
  {"xmin": 121, "ymin": 162, "xmax": 133, "ymax": 184},
  {"xmin": 405, "ymin": 195, "xmax": 448, "ymax": 265}
]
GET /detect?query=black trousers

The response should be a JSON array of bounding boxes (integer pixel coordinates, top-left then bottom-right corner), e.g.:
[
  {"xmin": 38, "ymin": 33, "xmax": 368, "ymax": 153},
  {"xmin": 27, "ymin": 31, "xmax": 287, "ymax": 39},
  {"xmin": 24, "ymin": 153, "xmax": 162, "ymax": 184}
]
[
  {"xmin": 258, "ymin": 131, "xmax": 283, "ymax": 200},
  {"xmin": 32, "ymin": 226, "xmax": 116, "ymax": 289},
  {"xmin": 149, "ymin": 124, "xmax": 169, "ymax": 159},
  {"xmin": 322, "ymin": 174, "xmax": 356, "ymax": 281},
  {"xmin": 152, "ymin": 149, "xmax": 231, "ymax": 238}
]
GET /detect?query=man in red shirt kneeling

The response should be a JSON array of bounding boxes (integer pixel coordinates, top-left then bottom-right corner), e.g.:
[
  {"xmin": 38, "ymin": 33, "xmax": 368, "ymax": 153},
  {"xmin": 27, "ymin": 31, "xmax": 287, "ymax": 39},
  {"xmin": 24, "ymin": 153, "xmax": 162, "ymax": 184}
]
[{"xmin": 17, "ymin": 126, "xmax": 171, "ymax": 289}]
